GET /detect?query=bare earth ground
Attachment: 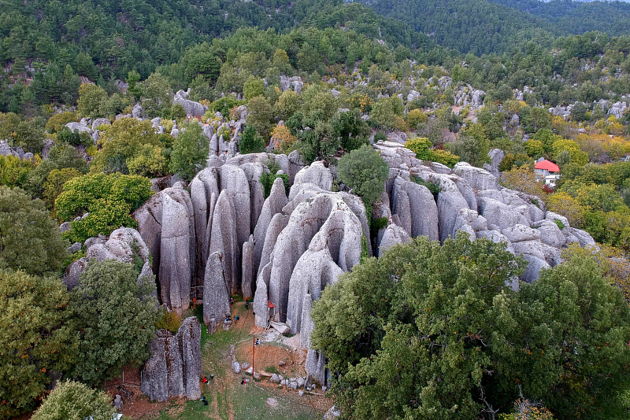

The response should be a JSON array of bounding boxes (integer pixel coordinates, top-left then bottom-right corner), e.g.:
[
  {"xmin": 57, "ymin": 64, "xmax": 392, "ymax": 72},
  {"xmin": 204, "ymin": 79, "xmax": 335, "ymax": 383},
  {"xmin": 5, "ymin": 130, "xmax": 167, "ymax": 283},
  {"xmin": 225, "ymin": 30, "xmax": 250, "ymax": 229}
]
[{"xmin": 103, "ymin": 302, "xmax": 332, "ymax": 420}]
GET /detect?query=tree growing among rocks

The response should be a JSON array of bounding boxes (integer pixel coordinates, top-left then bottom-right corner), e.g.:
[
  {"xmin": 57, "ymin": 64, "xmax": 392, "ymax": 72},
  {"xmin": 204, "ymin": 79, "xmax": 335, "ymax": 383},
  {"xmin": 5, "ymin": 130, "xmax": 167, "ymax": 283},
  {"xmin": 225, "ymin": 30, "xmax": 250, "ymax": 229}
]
[
  {"xmin": 337, "ymin": 145, "xmax": 389, "ymax": 211},
  {"xmin": 0, "ymin": 186, "xmax": 67, "ymax": 275}
]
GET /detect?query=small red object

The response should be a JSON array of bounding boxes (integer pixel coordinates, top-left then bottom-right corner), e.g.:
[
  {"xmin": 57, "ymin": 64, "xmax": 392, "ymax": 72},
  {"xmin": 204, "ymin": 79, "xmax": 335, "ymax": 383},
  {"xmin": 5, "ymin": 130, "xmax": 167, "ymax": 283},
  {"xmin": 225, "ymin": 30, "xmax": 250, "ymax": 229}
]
[
  {"xmin": 267, "ymin": 301, "xmax": 275, "ymax": 309},
  {"xmin": 201, "ymin": 376, "xmax": 208, "ymax": 383}
]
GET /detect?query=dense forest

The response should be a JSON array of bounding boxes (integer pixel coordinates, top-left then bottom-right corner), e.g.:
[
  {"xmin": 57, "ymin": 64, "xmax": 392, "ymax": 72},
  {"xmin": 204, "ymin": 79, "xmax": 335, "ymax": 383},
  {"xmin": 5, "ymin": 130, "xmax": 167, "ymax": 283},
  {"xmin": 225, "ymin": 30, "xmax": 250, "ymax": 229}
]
[{"xmin": 1, "ymin": 1, "xmax": 629, "ymax": 419}]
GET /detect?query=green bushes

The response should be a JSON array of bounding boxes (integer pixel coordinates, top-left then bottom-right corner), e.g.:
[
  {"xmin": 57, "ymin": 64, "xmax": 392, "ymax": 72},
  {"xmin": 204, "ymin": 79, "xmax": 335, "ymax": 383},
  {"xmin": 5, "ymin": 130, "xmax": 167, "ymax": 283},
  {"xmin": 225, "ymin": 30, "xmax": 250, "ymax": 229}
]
[
  {"xmin": 239, "ymin": 125, "xmax": 266, "ymax": 154},
  {"xmin": 0, "ymin": 187, "xmax": 67, "ymax": 275},
  {"xmin": 0, "ymin": 269, "xmax": 77, "ymax": 418},
  {"xmin": 69, "ymin": 260, "xmax": 159, "ymax": 385},
  {"xmin": 55, "ymin": 173, "xmax": 152, "ymax": 243},
  {"xmin": 169, "ymin": 123, "xmax": 209, "ymax": 181},
  {"xmin": 31, "ymin": 381, "xmax": 114, "ymax": 420},
  {"xmin": 405, "ymin": 137, "xmax": 460, "ymax": 167},
  {"xmin": 338, "ymin": 145, "xmax": 389, "ymax": 211}
]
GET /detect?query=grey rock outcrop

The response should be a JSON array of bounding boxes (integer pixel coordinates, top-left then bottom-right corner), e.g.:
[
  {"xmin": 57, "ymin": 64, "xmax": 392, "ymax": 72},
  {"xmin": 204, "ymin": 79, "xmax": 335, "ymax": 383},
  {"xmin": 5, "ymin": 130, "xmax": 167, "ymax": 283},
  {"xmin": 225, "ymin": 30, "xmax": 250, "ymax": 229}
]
[
  {"xmin": 374, "ymin": 141, "xmax": 595, "ymax": 283},
  {"xmin": 63, "ymin": 227, "xmax": 153, "ymax": 290},
  {"xmin": 141, "ymin": 317, "xmax": 201, "ymax": 402},
  {"xmin": 174, "ymin": 89, "xmax": 208, "ymax": 117}
]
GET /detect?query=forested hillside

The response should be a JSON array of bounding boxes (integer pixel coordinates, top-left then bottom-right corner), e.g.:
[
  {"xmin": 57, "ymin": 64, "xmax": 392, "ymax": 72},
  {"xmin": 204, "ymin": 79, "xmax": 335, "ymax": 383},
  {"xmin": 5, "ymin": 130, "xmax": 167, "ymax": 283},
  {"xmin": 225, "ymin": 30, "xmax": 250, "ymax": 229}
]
[
  {"xmin": 356, "ymin": 0, "xmax": 630, "ymax": 54},
  {"xmin": 1, "ymin": 1, "xmax": 629, "ymax": 419}
]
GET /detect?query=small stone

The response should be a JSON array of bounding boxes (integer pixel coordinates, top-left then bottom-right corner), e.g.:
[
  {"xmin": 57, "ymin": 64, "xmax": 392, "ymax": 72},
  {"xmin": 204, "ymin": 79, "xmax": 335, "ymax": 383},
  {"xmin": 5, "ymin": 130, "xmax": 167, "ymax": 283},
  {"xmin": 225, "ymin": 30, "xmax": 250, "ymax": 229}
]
[
  {"xmin": 296, "ymin": 377, "xmax": 305, "ymax": 388},
  {"xmin": 231, "ymin": 361, "xmax": 241, "ymax": 374},
  {"xmin": 278, "ymin": 360, "xmax": 286, "ymax": 367},
  {"xmin": 289, "ymin": 381, "xmax": 298, "ymax": 390},
  {"xmin": 270, "ymin": 373, "xmax": 281, "ymax": 383},
  {"xmin": 266, "ymin": 397, "xmax": 279, "ymax": 409},
  {"xmin": 253, "ymin": 372, "xmax": 261, "ymax": 381},
  {"xmin": 298, "ymin": 390, "xmax": 304, "ymax": 396},
  {"xmin": 241, "ymin": 362, "xmax": 250, "ymax": 370}
]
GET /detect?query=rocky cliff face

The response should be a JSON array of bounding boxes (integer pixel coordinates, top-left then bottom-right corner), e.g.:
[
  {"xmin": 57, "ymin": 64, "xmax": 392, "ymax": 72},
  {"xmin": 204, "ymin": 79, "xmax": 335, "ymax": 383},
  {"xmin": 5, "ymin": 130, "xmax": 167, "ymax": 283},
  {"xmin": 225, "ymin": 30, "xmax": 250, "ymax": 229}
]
[{"xmin": 131, "ymin": 142, "xmax": 595, "ymax": 386}]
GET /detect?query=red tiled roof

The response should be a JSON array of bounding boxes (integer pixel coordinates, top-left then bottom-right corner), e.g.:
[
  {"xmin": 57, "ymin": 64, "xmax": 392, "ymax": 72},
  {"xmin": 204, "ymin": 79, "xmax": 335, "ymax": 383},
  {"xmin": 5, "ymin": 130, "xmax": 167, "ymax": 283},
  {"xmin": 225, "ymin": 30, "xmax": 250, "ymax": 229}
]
[{"xmin": 535, "ymin": 160, "xmax": 560, "ymax": 173}]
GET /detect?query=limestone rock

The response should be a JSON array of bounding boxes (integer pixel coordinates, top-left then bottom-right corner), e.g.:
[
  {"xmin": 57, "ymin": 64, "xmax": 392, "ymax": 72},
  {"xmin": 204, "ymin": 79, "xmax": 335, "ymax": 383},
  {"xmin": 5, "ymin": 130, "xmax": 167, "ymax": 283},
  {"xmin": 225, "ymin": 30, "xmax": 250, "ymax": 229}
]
[
  {"xmin": 378, "ymin": 223, "xmax": 411, "ymax": 256},
  {"xmin": 203, "ymin": 251, "xmax": 230, "ymax": 331},
  {"xmin": 173, "ymin": 90, "xmax": 207, "ymax": 117},
  {"xmin": 141, "ymin": 317, "xmax": 201, "ymax": 402},
  {"xmin": 159, "ymin": 195, "xmax": 192, "ymax": 312}
]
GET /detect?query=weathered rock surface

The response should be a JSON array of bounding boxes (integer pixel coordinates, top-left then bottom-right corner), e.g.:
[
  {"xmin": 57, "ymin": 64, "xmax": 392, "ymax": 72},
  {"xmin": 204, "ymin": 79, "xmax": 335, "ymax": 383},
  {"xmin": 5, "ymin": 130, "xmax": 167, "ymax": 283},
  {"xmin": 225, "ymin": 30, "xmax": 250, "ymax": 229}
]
[
  {"xmin": 173, "ymin": 89, "xmax": 208, "ymax": 117},
  {"xmin": 374, "ymin": 141, "xmax": 594, "ymax": 283},
  {"xmin": 63, "ymin": 227, "xmax": 153, "ymax": 289},
  {"xmin": 141, "ymin": 317, "xmax": 201, "ymax": 402}
]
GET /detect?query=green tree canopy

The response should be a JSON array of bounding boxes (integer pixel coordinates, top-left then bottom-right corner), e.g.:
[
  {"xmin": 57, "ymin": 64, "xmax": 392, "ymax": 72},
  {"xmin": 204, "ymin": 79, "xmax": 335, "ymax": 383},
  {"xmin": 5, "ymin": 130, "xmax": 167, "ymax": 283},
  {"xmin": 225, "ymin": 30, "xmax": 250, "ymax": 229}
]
[
  {"xmin": 169, "ymin": 123, "xmax": 209, "ymax": 181},
  {"xmin": 0, "ymin": 269, "xmax": 77, "ymax": 418},
  {"xmin": 312, "ymin": 235, "xmax": 629, "ymax": 419},
  {"xmin": 337, "ymin": 145, "xmax": 389, "ymax": 210},
  {"xmin": 0, "ymin": 187, "xmax": 67, "ymax": 275},
  {"xmin": 31, "ymin": 380, "xmax": 115, "ymax": 420},
  {"xmin": 69, "ymin": 260, "xmax": 159, "ymax": 386}
]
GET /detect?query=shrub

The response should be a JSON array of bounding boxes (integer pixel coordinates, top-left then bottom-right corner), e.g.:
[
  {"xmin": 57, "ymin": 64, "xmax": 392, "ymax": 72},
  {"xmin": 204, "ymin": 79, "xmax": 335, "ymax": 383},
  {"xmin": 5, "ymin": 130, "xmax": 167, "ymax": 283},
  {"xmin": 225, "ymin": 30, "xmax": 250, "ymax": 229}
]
[
  {"xmin": 169, "ymin": 123, "xmax": 209, "ymax": 181},
  {"xmin": 55, "ymin": 173, "xmax": 152, "ymax": 242},
  {"xmin": 31, "ymin": 381, "xmax": 114, "ymax": 420},
  {"xmin": 56, "ymin": 127, "xmax": 93, "ymax": 147},
  {"xmin": 155, "ymin": 309, "xmax": 183, "ymax": 333},
  {"xmin": 0, "ymin": 269, "xmax": 77, "ymax": 418},
  {"xmin": 260, "ymin": 169, "xmax": 289, "ymax": 198},
  {"xmin": 0, "ymin": 154, "xmax": 36, "ymax": 188},
  {"xmin": 45, "ymin": 111, "xmax": 79, "ymax": 133},
  {"xmin": 43, "ymin": 168, "xmax": 82, "ymax": 208},
  {"xmin": 338, "ymin": 145, "xmax": 389, "ymax": 210},
  {"xmin": 239, "ymin": 125, "xmax": 266, "ymax": 154},
  {"xmin": 70, "ymin": 260, "xmax": 159, "ymax": 385},
  {"xmin": 0, "ymin": 187, "xmax": 67, "ymax": 275}
]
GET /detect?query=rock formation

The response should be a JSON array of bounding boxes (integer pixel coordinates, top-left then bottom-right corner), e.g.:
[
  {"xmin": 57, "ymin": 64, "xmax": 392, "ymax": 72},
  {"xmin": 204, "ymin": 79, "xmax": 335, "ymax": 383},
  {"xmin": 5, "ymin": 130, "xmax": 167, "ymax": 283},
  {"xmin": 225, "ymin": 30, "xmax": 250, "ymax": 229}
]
[
  {"xmin": 63, "ymin": 227, "xmax": 153, "ymax": 289},
  {"xmin": 375, "ymin": 140, "xmax": 595, "ymax": 283},
  {"xmin": 141, "ymin": 317, "xmax": 201, "ymax": 402},
  {"xmin": 132, "ymin": 142, "xmax": 597, "ymax": 388}
]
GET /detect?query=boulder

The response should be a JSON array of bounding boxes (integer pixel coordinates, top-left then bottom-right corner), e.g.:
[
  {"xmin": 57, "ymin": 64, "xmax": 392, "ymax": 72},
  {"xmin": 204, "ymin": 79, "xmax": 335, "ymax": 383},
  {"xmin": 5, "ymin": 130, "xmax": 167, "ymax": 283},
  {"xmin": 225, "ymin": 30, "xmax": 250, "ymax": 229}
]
[{"xmin": 173, "ymin": 90, "xmax": 208, "ymax": 117}]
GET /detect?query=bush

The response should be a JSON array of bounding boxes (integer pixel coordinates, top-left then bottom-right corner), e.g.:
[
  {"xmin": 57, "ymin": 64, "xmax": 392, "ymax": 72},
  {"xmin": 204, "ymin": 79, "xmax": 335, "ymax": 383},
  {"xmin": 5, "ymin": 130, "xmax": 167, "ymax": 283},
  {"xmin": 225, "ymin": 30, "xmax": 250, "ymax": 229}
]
[
  {"xmin": 0, "ymin": 186, "xmax": 67, "ymax": 275},
  {"xmin": 260, "ymin": 170, "xmax": 289, "ymax": 198},
  {"xmin": 155, "ymin": 309, "xmax": 183, "ymax": 333},
  {"xmin": 127, "ymin": 144, "xmax": 168, "ymax": 178},
  {"xmin": 239, "ymin": 125, "xmax": 266, "ymax": 154},
  {"xmin": 0, "ymin": 269, "xmax": 77, "ymax": 418},
  {"xmin": 169, "ymin": 123, "xmax": 209, "ymax": 181},
  {"xmin": 91, "ymin": 118, "xmax": 162, "ymax": 174},
  {"xmin": 45, "ymin": 111, "xmax": 79, "ymax": 133},
  {"xmin": 312, "ymin": 235, "xmax": 630, "ymax": 419},
  {"xmin": 77, "ymin": 83, "xmax": 108, "ymax": 118},
  {"xmin": 338, "ymin": 145, "xmax": 389, "ymax": 210},
  {"xmin": 31, "ymin": 381, "xmax": 114, "ymax": 420},
  {"xmin": 55, "ymin": 173, "xmax": 152, "ymax": 242},
  {"xmin": 56, "ymin": 127, "xmax": 93, "ymax": 147},
  {"xmin": 70, "ymin": 260, "xmax": 159, "ymax": 385},
  {"xmin": 43, "ymin": 168, "xmax": 82, "ymax": 208},
  {"xmin": 406, "ymin": 137, "xmax": 460, "ymax": 167},
  {"xmin": 0, "ymin": 154, "xmax": 36, "ymax": 188}
]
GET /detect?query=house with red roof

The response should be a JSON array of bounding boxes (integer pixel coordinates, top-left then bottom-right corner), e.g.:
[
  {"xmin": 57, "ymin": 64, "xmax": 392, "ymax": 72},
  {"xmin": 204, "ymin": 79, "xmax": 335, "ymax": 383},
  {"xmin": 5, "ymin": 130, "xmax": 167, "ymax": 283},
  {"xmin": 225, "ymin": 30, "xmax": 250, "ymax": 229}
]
[{"xmin": 534, "ymin": 158, "xmax": 561, "ymax": 187}]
